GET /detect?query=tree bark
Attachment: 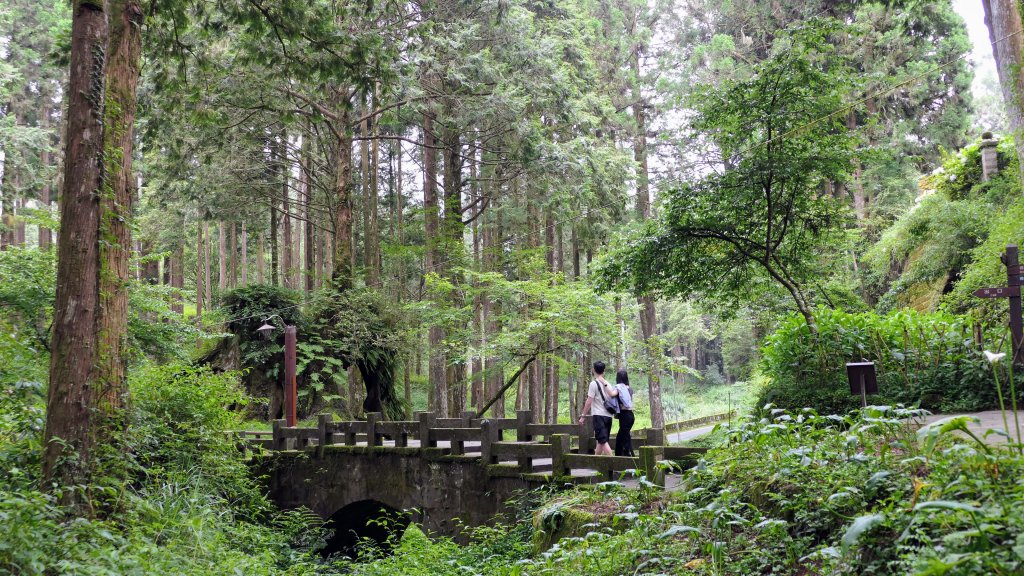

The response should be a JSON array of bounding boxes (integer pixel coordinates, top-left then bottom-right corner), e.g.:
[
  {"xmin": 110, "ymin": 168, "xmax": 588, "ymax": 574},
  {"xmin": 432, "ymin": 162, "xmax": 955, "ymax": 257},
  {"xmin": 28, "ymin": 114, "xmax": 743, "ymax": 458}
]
[
  {"xmin": 366, "ymin": 87, "xmax": 381, "ymax": 287},
  {"xmin": 545, "ymin": 209, "xmax": 558, "ymax": 424},
  {"xmin": 203, "ymin": 221, "xmax": 212, "ymax": 306},
  {"xmin": 230, "ymin": 222, "xmax": 237, "ymax": 288},
  {"xmin": 240, "ymin": 221, "xmax": 248, "ymax": 286},
  {"xmin": 983, "ymin": 0, "xmax": 1024, "ymax": 183},
  {"xmin": 442, "ymin": 124, "xmax": 465, "ymax": 416},
  {"xmin": 39, "ymin": 107, "xmax": 54, "ymax": 248},
  {"xmin": 332, "ymin": 104, "xmax": 355, "ymax": 289},
  {"xmin": 171, "ymin": 244, "xmax": 183, "ymax": 314},
  {"xmin": 42, "ymin": 0, "xmax": 108, "ymax": 506},
  {"xmin": 95, "ymin": 0, "xmax": 142, "ymax": 435},
  {"xmin": 196, "ymin": 222, "xmax": 204, "ymax": 331},
  {"xmin": 218, "ymin": 222, "xmax": 227, "ymax": 292},
  {"xmin": 423, "ymin": 111, "xmax": 447, "ymax": 414},
  {"xmin": 281, "ymin": 130, "xmax": 293, "ymax": 289},
  {"xmin": 631, "ymin": 41, "xmax": 665, "ymax": 429},
  {"xmin": 302, "ymin": 134, "xmax": 314, "ymax": 293},
  {"xmin": 256, "ymin": 233, "xmax": 265, "ymax": 284},
  {"xmin": 271, "ymin": 137, "xmax": 281, "ymax": 286}
]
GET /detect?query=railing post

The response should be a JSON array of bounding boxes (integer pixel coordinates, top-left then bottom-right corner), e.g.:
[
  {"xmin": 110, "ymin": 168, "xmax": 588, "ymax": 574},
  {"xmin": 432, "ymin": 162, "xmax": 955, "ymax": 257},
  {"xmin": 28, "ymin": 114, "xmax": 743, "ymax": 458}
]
[
  {"xmin": 647, "ymin": 427, "xmax": 665, "ymax": 447},
  {"xmin": 272, "ymin": 418, "xmax": 287, "ymax": 451},
  {"xmin": 284, "ymin": 326, "xmax": 298, "ymax": 427},
  {"xmin": 516, "ymin": 410, "xmax": 532, "ymax": 442},
  {"xmin": 318, "ymin": 413, "xmax": 333, "ymax": 447},
  {"xmin": 579, "ymin": 416, "xmax": 594, "ymax": 454},
  {"xmin": 396, "ymin": 423, "xmax": 409, "ymax": 448},
  {"xmin": 550, "ymin": 433, "xmax": 570, "ymax": 478},
  {"xmin": 461, "ymin": 410, "xmax": 475, "ymax": 427},
  {"xmin": 640, "ymin": 445, "xmax": 666, "ymax": 488},
  {"xmin": 367, "ymin": 412, "xmax": 380, "ymax": 447},
  {"xmin": 343, "ymin": 421, "xmax": 357, "ymax": 446},
  {"xmin": 481, "ymin": 419, "xmax": 497, "ymax": 465},
  {"xmin": 418, "ymin": 411, "xmax": 437, "ymax": 449}
]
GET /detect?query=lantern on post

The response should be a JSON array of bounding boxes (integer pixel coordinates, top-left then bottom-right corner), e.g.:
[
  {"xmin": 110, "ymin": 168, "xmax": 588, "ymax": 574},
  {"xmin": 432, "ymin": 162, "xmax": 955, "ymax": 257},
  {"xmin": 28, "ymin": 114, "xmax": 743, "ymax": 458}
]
[{"xmin": 256, "ymin": 315, "xmax": 298, "ymax": 427}]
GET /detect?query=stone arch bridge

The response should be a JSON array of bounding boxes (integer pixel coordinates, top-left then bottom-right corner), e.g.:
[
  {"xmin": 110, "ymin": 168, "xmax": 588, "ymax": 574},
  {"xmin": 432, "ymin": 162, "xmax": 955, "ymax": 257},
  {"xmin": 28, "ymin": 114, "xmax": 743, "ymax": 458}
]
[{"xmin": 244, "ymin": 410, "xmax": 726, "ymax": 553}]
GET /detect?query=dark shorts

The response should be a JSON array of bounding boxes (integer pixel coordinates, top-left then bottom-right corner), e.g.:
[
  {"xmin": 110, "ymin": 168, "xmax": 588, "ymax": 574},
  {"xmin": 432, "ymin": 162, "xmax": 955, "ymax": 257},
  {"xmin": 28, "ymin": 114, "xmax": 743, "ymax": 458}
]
[{"xmin": 593, "ymin": 415, "xmax": 613, "ymax": 444}]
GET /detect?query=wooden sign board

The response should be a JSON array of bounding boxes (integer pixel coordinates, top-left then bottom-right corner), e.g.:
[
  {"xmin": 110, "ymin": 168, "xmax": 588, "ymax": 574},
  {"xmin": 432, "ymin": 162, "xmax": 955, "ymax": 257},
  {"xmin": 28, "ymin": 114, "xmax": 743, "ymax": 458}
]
[
  {"xmin": 973, "ymin": 286, "xmax": 1020, "ymax": 298},
  {"xmin": 846, "ymin": 362, "xmax": 878, "ymax": 395}
]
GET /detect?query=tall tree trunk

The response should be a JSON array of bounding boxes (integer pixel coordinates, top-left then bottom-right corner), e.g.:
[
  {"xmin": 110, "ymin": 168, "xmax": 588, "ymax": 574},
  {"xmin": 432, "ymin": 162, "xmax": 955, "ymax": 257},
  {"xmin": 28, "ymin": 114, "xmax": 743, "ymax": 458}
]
[
  {"xmin": 394, "ymin": 134, "xmax": 405, "ymax": 300},
  {"xmin": 39, "ymin": 106, "xmax": 53, "ymax": 248},
  {"xmin": 256, "ymin": 233, "xmax": 265, "ymax": 284},
  {"xmin": 360, "ymin": 103, "xmax": 371, "ymax": 284},
  {"xmin": 230, "ymin": 223, "xmax": 237, "ymax": 288},
  {"xmin": 94, "ymin": 0, "xmax": 142, "ymax": 443},
  {"xmin": 983, "ymin": 0, "xmax": 1024, "ymax": 183},
  {"xmin": 196, "ymin": 222, "xmax": 204, "ymax": 329},
  {"xmin": 631, "ymin": 45, "xmax": 665, "ymax": 429},
  {"xmin": 442, "ymin": 124, "xmax": 465, "ymax": 416},
  {"xmin": 545, "ymin": 209, "xmax": 557, "ymax": 424},
  {"xmin": 484, "ymin": 217, "xmax": 503, "ymax": 418},
  {"xmin": 366, "ymin": 88, "xmax": 381, "ymax": 287},
  {"xmin": 332, "ymin": 103, "xmax": 355, "ymax": 289},
  {"xmin": 270, "ymin": 204, "xmax": 279, "ymax": 286},
  {"xmin": 240, "ymin": 221, "xmax": 248, "ymax": 286},
  {"xmin": 423, "ymin": 111, "xmax": 447, "ymax": 414},
  {"xmin": 218, "ymin": 222, "xmax": 227, "ymax": 292},
  {"xmin": 42, "ymin": 0, "xmax": 108, "ymax": 505},
  {"xmin": 171, "ymin": 244, "xmax": 183, "ymax": 314},
  {"xmin": 302, "ymin": 133, "xmax": 314, "ymax": 293},
  {"xmin": 281, "ymin": 130, "xmax": 293, "ymax": 289},
  {"xmin": 203, "ymin": 222, "xmax": 212, "ymax": 306},
  {"xmin": 14, "ymin": 197, "xmax": 25, "ymax": 246}
]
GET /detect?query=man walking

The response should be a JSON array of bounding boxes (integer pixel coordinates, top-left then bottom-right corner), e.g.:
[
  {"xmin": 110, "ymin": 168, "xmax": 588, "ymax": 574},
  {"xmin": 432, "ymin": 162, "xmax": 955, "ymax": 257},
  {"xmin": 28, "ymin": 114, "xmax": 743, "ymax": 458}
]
[{"xmin": 578, "ymin": 361, "xmax": 618, "ymax": 456}]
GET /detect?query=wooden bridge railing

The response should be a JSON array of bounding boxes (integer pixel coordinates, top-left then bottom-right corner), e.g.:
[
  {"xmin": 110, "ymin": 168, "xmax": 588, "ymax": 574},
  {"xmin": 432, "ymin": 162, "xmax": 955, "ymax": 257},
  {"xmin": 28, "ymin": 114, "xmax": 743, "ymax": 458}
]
[
  {"xmin": 243, "ymin": 409, "xmax": 721, "ymax": 488},
  {"xmin": 664, "ymin": 411, "xmax": 735, "ymax": 435}
]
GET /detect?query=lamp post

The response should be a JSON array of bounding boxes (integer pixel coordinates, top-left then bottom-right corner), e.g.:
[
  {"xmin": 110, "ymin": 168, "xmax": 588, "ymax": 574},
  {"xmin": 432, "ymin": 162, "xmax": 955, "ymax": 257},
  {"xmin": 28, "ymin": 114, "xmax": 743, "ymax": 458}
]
[{"xmin": 257, "ymin": 316, "xmax": 298, "ymax": 427}]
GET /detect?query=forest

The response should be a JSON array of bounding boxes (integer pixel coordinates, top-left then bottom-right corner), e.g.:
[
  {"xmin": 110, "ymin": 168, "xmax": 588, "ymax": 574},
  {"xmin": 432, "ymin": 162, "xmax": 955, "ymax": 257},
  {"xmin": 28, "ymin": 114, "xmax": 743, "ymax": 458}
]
[{"xmin": 3, "ymin": 0, "xmax": 1024, "ymax": 574}]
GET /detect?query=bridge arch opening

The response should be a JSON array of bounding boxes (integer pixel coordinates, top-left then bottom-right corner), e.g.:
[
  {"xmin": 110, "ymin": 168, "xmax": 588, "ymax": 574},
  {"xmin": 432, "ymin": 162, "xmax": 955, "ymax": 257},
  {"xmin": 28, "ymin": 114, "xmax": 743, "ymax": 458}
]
[{"xmin": 321, "ymin": 499, "xmax": 411, "ymax": 559}]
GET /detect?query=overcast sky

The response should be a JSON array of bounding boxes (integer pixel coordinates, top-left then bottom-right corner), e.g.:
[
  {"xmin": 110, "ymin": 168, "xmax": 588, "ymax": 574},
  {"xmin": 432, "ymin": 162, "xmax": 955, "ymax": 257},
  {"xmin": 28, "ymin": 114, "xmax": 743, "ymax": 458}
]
[{"xmin": 953, "ymin": 1, "xmax": 998, "ymax": 99}]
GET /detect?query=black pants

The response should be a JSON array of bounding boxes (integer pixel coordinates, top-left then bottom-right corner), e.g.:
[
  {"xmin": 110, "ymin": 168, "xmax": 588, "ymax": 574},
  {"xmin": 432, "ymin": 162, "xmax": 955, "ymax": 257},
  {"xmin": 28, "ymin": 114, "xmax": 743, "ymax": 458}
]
[{"xmin": 615, "ymin": 410, "xmax": 635, "ymax": 456}]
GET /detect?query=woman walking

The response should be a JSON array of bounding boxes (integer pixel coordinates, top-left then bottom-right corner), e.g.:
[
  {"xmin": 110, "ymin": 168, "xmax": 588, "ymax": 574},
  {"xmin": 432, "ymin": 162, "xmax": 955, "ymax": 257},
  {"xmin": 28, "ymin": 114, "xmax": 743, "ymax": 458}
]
[{"xmin": 614, "ymin": 368, "xmax": 635, "ymax": 457}]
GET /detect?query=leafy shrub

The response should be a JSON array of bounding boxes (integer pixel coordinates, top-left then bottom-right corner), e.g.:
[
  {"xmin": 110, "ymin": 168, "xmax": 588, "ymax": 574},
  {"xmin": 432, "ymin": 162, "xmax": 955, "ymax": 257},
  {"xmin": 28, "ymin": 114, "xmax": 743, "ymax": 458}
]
[
  {"xmin": 128, "ymin": 364, "xmax": 256, "ymax": 501},
  {"xmin": 756, "ymin": 308, "xmax": 996, "ymax": 414},
  {"xmin": 127, "ymin": 282, "xmax": 199, "ymax": 363},
  {"xmin": 218, "ymin": 283, "xmax": 305, "ymax": 379},
  {"xmin": 304, "ymin": 287, "xmax": 408, "ymax": 420}
]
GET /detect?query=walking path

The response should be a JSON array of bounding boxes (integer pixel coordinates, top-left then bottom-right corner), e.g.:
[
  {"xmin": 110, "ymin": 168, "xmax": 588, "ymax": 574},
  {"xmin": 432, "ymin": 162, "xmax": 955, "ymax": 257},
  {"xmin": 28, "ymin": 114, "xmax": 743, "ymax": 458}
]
[
  {"xmin": 668, "ymin": 423, "xmax": 719, "ymax": 444},
  {"xmin": 918, "ymin": 410, "xmax": 1024, "ymax": 445}
]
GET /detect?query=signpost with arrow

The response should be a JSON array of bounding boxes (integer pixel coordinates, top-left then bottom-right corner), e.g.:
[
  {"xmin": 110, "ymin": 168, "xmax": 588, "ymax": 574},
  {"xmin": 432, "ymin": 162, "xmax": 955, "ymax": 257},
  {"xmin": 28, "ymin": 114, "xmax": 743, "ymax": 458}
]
[{"xmin": 973, "ymin": 244, "xmax": 1024, "ymax": 365}]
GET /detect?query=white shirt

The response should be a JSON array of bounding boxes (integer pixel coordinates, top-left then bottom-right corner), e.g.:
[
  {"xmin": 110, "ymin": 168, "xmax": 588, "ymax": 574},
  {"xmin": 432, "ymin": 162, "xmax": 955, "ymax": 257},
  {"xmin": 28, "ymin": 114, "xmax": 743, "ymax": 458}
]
[{"xmin": 588, "ymin": 379, "xmax": 616, "ymax": 418}]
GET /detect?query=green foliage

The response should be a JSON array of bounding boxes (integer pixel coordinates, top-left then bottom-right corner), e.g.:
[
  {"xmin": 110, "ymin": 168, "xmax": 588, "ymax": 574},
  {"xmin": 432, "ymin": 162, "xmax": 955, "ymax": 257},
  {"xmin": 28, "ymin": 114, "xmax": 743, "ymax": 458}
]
[
  {"xmin": 757, "ymin": 307, "xmax": 996, "ymax": 414},
  {"xmin": 348, "ymin": 407, "xmax": 1024, "ymax": 575},
  {"xmin": 127, "ymin": 282, "xmax": 199, "ymax": 364},
  {"xmin": 0, "ymin": 246, "xmax": 54, "ymax": 348},
  {"xmin": 218, "ymin": 283, "xmax": 304, "ymax": 381},
  {"xmin": 598, "ymin": 22, "xmax": 855, "ymax": 324},
  {"xmin": 128, "ymin": 365, "xmax": 251, "ymax": 497},
  {"xmin": 0, "ymin": 362, "xmax": 333, "ymax": 575},
  {"xmin": 945, "ymin": 196, "xmax": 1024, "ymax": 321},
  {"xmin": 305, "ymin": 287, "xmax": 408, "ymax": 420},
  {"xmin": 865, "ymin": 136, "xmax": 1022, "ymax": 313},
  {"xmin": 863, "ymin": 194, "xmax": 991, "ymax": 311}
]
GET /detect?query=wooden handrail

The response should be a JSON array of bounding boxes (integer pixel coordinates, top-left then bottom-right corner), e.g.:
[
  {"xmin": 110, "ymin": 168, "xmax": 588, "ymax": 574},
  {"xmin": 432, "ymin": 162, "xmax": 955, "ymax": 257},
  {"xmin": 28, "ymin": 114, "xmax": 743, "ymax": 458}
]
[{"xmin": 242, "ymin": 410, "xmax": 709, "ymax": 491}]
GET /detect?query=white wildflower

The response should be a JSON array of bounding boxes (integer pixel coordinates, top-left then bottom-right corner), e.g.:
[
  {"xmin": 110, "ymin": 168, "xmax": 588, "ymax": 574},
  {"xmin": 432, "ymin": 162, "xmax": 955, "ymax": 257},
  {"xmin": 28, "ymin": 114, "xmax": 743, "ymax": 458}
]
[{"xmin": 984, "ymin": 350, "xmax": 1006, "ymax": 364}]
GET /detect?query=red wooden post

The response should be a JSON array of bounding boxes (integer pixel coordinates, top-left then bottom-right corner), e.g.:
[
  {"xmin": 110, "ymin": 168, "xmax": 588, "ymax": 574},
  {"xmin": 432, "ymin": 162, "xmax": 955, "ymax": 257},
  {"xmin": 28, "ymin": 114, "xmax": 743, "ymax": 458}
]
[{"xmin": 284, "ymin": 325, "xmax": 297, "ymax": 427}]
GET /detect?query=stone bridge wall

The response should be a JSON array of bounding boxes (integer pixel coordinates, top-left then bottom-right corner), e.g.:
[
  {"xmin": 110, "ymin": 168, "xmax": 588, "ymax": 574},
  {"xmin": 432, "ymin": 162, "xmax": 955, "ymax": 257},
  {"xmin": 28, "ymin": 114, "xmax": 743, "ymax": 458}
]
[{"xmin": 258, "ymin": 445, "xmax": 532, "ymax": 537}]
